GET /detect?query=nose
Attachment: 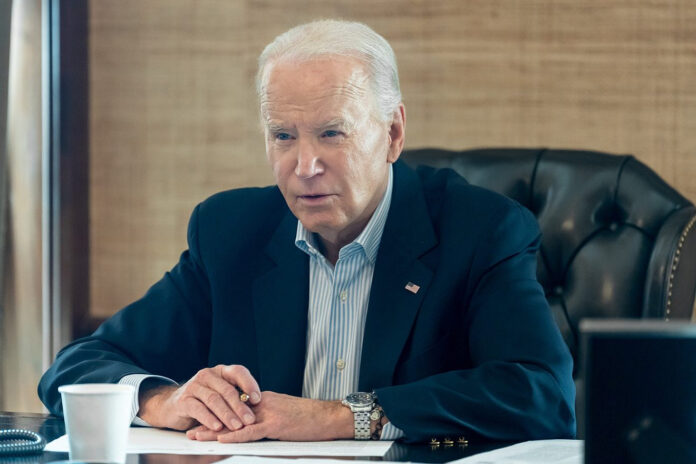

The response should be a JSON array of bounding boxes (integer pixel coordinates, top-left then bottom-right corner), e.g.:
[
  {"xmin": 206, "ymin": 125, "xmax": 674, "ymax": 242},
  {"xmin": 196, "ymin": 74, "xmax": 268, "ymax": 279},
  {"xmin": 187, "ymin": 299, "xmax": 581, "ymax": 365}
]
[{"xmin": 294, "ymin": 140, "xmax": 324, "ymax": 179}]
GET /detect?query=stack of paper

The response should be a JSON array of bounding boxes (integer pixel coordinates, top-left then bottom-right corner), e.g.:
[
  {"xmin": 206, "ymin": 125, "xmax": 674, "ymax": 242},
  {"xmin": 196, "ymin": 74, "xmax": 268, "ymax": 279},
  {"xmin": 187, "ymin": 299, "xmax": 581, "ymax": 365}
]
[
  {"xmin": 45, "ymin": 427, "xmax": 393, "ymax": 457},
  {"xmin": 46, "ymin": 428, "xmax": 582, "ymax": 464}
]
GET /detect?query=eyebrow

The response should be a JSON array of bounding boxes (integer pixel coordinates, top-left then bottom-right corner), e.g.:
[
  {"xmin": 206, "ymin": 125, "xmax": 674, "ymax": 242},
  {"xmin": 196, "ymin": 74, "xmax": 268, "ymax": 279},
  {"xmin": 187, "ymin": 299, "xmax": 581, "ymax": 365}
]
[
  {"xmin": 314, "ymin": 117, "xmax": 355, "ymax": 132},
  {"xmin": 265, "ymin": 118, "xmax": 356, "ymax": 134},
  {"xmin": 265, "ymin": 123, "xmax": 288, "ymax": 134}
]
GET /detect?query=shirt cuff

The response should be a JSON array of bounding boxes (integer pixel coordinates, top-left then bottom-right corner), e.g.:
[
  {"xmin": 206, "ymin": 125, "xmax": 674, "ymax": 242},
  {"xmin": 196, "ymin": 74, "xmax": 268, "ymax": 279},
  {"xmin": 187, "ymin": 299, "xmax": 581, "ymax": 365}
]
[
  {"xmin": 119, "ymin": 374, "xmax": 177, "ymax": 426},
  {"xmin": 380, "ymin": 421, "xmax": 405, "ymax": 440}
]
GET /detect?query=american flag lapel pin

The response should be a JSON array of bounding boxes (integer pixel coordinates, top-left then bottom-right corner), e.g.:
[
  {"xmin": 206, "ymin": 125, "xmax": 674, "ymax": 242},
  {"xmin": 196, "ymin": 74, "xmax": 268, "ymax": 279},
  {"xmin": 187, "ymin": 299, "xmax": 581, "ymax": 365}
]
[{"xmin": 405, "ymin": 281, "xmax": 420, "ymax": 294}]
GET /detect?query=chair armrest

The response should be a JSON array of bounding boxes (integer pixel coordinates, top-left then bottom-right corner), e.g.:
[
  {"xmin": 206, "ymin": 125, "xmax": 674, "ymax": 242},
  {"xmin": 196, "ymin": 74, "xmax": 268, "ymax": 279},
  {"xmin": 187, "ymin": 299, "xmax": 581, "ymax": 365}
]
[{"xmin": 644, "ymin": 206, "xmax": 696, "ymax": 320}]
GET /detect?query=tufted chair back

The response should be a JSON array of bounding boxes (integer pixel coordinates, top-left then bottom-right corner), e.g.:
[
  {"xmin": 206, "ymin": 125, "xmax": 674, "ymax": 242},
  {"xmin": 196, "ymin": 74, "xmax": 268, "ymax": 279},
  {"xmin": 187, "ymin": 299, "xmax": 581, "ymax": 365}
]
[{"xmin": 401, "ymin": 148, "xmax": 696, "ymax": 371}]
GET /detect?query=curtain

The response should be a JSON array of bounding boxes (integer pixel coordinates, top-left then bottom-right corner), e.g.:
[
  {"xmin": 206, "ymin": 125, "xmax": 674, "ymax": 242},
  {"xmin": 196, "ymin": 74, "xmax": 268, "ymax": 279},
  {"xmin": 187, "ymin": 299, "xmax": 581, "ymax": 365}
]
[
  {"xmin": 4, "ymin": 0, "xmax": 44, "ymax": 412},
  {"xmin": 0, "ymin": 0, "xmax": 13, "ymax": 408}
]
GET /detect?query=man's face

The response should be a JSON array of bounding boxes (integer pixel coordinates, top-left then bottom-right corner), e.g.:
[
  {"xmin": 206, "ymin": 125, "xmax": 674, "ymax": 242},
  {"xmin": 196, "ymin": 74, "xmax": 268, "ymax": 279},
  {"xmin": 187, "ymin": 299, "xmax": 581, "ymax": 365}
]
[{"xmin": 261, "ymin": 57, "xmax": 404, "ymax": 249}]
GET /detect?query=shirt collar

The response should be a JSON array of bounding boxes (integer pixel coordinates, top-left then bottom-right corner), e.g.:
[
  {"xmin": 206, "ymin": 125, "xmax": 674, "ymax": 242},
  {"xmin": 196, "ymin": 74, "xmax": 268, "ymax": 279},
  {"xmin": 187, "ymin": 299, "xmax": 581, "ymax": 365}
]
[{"xmin": 295, "ymin": 164, "xmax": 393, "ymax": 264}]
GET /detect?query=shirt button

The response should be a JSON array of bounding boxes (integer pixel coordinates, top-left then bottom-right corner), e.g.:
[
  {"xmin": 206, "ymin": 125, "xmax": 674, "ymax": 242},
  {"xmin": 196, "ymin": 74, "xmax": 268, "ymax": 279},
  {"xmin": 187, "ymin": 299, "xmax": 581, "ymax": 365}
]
[
  {"xmin": 340, "ymin": 290, "xmax": 347, "ymax": 302},
  {"xmin": 336, "ymin": 359, "xmax": 346, "ymax": 370}
]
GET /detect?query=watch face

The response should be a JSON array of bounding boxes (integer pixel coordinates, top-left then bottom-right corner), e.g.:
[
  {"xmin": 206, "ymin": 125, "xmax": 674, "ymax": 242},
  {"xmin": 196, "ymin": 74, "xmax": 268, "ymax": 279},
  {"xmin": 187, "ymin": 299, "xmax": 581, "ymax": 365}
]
[{"xmin": 346, "ymin": 392, "xmax": 374, "ymax": 406}]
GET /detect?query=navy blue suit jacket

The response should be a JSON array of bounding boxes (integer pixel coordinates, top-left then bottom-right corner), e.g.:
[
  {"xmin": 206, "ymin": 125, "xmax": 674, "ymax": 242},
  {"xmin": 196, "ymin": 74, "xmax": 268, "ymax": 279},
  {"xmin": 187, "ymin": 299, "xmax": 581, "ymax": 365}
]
[{"xmin": 38, "ymin": 160, "xmax": 575, "ymax": 442}]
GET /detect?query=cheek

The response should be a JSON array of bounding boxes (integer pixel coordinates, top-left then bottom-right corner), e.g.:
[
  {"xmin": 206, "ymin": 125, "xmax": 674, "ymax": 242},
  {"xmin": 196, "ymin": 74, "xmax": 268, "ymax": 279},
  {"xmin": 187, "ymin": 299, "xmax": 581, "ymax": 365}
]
[
  {"xmin": 267, "ymin": 149, "xmax": 288, "ymax": 184},
  {"xmin": 349, "ymin": 132, "xmax": 388, "ymax": 179},
  {"xmin": 271, "ymin": 159, "xmax": 283, "ymax": 182},
  {"xmin": 352, "ymin": 132, "xmax": 388, "ymax": 177}
]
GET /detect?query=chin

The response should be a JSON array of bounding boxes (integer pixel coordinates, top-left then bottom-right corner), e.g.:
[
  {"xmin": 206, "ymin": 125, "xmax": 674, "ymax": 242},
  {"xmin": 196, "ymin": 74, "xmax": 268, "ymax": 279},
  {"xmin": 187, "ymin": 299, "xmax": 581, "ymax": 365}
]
[
  {"xmin": 300, "ymin": 220, "xmax": 330, "ymax": 234},
  {"xmin": 299, "ymin": 218, "xmax": 339, "ymax": 237}
]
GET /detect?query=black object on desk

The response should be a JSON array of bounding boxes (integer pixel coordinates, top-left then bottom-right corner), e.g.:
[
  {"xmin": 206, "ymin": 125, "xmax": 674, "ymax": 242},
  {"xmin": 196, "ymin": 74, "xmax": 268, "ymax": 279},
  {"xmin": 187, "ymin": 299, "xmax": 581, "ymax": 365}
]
[
  {"xmin": 582, "ymin": 319, "xmax": 696, "ymax": 464},
  {"xmin": 0, "ymin": 429, "xmax": 46, "ymax": 455}
]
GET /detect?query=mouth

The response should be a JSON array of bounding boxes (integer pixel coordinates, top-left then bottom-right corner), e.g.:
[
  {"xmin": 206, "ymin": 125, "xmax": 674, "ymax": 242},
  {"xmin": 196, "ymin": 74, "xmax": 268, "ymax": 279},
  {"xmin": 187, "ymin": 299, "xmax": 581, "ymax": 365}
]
[{"xmin": 298, "ymin": 193, "xmax": 333, "ymax": 204}]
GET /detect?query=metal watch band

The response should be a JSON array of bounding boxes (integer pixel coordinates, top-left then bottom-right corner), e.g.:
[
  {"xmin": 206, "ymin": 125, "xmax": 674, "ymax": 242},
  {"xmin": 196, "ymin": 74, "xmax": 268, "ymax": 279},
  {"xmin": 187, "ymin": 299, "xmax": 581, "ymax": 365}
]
[
  {"xmin": 369, "ymin": 405, "xmax": 385, "ymax": 440},
  {"xmin": 343, "ymin": 392, "xmax": 376, "ymax": 440},
  {"xmin": 354, "ymin": 410, "xmax": 371, "ymax": 440}
]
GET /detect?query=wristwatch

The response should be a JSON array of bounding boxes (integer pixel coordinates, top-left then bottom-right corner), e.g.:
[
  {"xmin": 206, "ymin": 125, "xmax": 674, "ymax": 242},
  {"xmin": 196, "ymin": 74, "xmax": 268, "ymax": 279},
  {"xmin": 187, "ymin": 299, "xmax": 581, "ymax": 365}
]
[{"xmin": 342, "ymin": 392, "xmax": 376, "ymax": 440}]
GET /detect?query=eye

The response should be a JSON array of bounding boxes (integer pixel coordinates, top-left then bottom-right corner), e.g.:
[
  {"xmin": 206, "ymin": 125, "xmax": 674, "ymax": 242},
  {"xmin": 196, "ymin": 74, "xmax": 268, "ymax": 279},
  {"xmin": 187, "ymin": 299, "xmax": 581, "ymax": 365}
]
[
  {"xmin": 274, "ymin": 132, "xmax": 293, "ymax": 141},
  {"xmin": 322, "ymin": 130, "xmax": 341, "ymax": 138}
]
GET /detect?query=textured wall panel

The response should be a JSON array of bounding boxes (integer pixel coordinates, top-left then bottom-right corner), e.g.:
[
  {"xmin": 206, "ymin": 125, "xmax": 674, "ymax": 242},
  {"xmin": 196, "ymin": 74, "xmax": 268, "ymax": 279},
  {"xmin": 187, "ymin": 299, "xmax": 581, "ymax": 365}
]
[{"xmin": 89, "ymin": 0, "xmax": 696, "ymax": 318}]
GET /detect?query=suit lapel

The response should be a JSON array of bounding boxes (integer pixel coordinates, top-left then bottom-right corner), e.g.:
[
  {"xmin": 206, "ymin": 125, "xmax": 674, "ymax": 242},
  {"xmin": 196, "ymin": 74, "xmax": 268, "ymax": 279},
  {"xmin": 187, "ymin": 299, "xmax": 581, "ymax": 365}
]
[
  {"xmin": 251, "ymin": 163, "xmax": 437, "ymax": 395},
  {"xmin": 359, "ymin": 161, "xmax": 438, "ymax": 391},
  {"xmin": 252, "ymin": 211, "xmax": 308, "ymax": 396}
]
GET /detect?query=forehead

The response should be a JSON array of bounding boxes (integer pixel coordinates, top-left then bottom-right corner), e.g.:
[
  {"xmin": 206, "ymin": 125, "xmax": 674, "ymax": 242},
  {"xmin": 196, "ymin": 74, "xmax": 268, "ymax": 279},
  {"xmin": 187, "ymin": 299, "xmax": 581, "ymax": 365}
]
[{"xmin": 260, "ymin": 57, "xmax": 373, "ymax": 124}]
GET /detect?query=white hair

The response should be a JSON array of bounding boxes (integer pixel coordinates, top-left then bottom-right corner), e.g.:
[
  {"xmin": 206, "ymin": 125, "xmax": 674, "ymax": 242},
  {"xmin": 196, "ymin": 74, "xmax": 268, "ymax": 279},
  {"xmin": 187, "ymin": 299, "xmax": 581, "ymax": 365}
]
[{"xmin": 256, "ymin": 19, "xmax": 402, "ymax": 122}]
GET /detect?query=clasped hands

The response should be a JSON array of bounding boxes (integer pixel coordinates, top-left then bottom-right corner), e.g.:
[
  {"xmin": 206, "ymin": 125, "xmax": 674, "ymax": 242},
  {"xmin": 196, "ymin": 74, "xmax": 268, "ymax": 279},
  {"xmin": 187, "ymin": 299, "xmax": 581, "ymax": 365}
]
[{"xmin": 137, "ymin": 365, "xmax": 354, "ymax": 442}]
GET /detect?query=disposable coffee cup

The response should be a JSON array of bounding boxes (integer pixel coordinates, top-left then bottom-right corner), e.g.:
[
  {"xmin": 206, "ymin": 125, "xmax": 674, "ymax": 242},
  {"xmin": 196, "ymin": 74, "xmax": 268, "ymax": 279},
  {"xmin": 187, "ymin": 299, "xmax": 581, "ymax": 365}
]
[{"xmin": 59, "ymin": 383, "xmax": 135, "ymax": 463}]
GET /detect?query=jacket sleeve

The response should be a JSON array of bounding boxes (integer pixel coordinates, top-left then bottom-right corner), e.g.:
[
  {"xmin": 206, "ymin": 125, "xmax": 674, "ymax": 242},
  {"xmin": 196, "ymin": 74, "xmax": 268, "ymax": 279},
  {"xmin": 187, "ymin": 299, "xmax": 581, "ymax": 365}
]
[
  {"xmin": 38, "ymin": 204, "xmax": 212, "ymax": 416},
  {"xmin": 375, "ymin": 203, "xmax": 576, "ymax": 443}
]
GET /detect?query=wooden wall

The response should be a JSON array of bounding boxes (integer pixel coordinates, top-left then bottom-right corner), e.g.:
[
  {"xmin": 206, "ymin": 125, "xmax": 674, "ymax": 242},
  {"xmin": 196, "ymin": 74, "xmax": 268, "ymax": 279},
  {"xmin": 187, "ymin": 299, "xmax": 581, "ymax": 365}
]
[{"xmin": 88, "ymin": 0, "xmax": 696, "ymax": 319}]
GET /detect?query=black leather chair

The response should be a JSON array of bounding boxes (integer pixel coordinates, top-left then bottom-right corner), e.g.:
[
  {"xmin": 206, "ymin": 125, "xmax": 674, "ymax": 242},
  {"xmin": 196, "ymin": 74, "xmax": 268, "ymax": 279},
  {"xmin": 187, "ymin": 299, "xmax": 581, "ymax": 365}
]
[{"xmin": 401, "ymin": 148, "xmax": 696, "ymax": 366}]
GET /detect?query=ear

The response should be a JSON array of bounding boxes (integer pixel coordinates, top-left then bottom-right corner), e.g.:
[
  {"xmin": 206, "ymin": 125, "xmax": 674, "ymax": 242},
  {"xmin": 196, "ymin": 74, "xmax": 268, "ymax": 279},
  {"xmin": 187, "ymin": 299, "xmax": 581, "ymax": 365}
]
[{"xmin": 386, "ymin": 103, "xmax": 406, "ymax": 164}]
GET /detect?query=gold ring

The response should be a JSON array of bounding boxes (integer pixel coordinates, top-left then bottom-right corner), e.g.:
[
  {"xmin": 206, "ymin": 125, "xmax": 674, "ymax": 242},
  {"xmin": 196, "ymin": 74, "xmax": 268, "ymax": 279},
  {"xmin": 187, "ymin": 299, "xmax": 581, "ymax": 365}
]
[{"xmin": 239, "ymin": 392, "xmax": 250, "ymax": 403}]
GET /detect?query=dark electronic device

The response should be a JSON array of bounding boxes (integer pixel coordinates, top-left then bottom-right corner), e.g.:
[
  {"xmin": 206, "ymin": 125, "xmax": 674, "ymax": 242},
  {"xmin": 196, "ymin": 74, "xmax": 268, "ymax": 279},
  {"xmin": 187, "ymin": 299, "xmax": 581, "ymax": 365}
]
[{"xmin": 582, "ymin": 320, "xmax": 696, "ymax": 464}]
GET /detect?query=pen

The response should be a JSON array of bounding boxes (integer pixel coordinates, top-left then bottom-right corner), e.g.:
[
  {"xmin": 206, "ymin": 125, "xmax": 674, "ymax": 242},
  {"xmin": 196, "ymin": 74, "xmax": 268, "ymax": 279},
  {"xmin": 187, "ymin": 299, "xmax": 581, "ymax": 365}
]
[{"xmin": 236, "ymin": 386, "xmax": 250, "ymax": 403}]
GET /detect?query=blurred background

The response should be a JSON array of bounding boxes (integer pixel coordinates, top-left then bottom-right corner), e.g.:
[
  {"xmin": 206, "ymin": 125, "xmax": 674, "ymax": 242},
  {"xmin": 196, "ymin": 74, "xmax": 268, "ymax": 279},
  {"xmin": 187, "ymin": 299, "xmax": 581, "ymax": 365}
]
[{"xmin": 1, "ymin": 0, "xmax": 694, "ymax": 412}]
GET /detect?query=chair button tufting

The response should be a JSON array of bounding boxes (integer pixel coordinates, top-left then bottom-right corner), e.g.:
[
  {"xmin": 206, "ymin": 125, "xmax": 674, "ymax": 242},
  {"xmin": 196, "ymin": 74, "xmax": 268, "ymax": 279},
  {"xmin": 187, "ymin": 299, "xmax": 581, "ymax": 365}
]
[
  {"xmin": 608, "ymin": 222, "xmax": 619, "ymax": 232},
  {"xmin": 553, "ymin": 286, "xmax": 564, "ymax": 297}
]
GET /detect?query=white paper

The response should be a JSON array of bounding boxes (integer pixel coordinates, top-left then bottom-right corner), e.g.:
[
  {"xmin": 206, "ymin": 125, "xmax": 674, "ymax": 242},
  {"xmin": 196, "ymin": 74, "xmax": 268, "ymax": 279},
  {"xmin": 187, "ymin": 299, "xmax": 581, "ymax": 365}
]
[
  {"xmin": 45, "ymin": 427, "xmax": 393, "ymax": 456},
  {"xmin": 450, "ymin": 439, "xmax": 583, "ymax": 464},
  {"xmin": 219, "ymin": 457, "xmax": 401, "ymax": 464}
]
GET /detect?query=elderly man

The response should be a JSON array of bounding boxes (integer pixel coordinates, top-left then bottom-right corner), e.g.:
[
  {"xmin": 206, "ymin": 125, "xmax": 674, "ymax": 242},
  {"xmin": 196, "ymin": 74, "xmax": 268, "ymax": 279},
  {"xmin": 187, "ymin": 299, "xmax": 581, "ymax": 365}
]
[{"xmin": 39, "ymin": 20, "xmax": 575, "ymax": 443}]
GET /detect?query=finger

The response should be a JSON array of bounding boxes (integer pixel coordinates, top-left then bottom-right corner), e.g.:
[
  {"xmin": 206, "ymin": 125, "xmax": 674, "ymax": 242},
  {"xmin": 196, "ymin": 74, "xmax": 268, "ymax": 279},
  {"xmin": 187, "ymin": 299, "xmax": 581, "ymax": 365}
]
[
  {"xmin": 193, "ymin": 428, "xmax": 228, "ymax": 441},
  {"xmin": 185, "ymin": 424, "xmax": 209, "ymax": 440},
  {"xmin": 188, "ymin": 426, "xmax": 230, "ymax": 441},
  {"xmin": 220, "ymin": 365, "xmax": 262, "ymax": 405},
  {"xmin": 190, "ymin": 382, "xmax": 244, "ymax": 431},
  {"xmin": 216, "ymin": 424, "xmax": 265, "ymax": 443},
  {"xmin": 203, "ymin": 366, "xmax": 258, "ymax": 427},
  {"xmin": 183, "ymin": 396, "xmax": 227, "ymax": 432},
  {"xmin": 205, "ymin": 371, "xmax": 256, "ymax": 430}
]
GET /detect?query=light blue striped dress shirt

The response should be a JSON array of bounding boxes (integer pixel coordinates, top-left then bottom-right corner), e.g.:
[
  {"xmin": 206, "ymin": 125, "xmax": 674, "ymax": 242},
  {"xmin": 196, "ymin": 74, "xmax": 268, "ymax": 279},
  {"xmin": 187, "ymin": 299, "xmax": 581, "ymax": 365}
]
[
  {"xmin": 122, "ymin": 165, "xmax": 403, "ymax": 439},
  {"xmin": 295, "ymin": 165, "xmax": 402, "ymax": 440}
]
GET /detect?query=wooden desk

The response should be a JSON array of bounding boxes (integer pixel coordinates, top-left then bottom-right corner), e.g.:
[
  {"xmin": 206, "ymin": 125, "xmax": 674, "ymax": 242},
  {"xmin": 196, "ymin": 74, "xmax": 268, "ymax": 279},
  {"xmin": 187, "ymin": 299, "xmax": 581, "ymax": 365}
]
[{"xmin": 0, "ymin": 412, "xmax": 510, "ymax": 463}]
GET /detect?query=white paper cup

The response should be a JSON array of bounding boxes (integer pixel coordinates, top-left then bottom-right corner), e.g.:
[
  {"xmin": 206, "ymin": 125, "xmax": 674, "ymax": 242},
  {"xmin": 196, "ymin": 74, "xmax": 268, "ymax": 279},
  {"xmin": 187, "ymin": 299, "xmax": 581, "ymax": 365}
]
[{"xmin": 59, "ymin": 383, "xmax": 135, "ymax": 463}]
